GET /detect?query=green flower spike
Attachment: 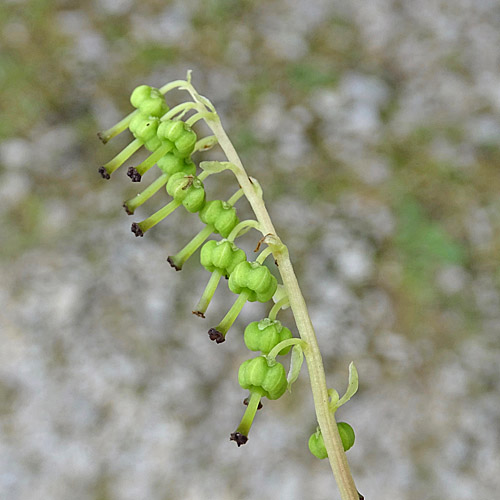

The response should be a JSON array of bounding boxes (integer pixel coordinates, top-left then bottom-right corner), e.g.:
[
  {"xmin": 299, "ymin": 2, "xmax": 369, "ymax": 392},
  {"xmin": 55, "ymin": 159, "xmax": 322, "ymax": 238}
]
[
  {"xmin": 193, "ymin": 240, "xmax": 247, "ymax": 317},
  {"xmin": 244, "ymin": 318, "xmax": 293, "ymax": 355},
  {"xmin": 130, "ymin": 173, "xmax": 205, "ymax": 237},
  {"xmin": 97, "ymin": 78, "xmax": 186, "ymax": 145},
  {"xmin": 308, "ymin": 422, "xmax": 355, "ymax": 459},
  {"xmin": 167, "ymin": 188, "xmax": 244, "ymax": 271},
  {"xmin": 230, "ymin": 356, "xmax": 287, "ymax": 446},
  {"xmin": 208, "ymin": 256, "xmax": 277, "ymax": 344}
]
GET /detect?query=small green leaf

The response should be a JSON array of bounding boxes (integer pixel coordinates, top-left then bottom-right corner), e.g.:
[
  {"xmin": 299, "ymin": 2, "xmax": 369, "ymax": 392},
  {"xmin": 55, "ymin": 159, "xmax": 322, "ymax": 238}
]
[
  {"xmin": 330, "ymin": 362, "xmax": 359, "ymax": 413},
  {"xmin": 287, "ymin": 344, "xmax": 304, "ymax": 391},
  {"xmin": 199, "ymin": 160, "xmax": 236, "ymax": 174}
]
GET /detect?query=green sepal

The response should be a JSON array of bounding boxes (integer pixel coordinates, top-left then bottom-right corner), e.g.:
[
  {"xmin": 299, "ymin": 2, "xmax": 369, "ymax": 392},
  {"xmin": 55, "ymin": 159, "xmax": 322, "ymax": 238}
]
[
  {"xmin": 228, "ymin": 261, "xmax": 277, "ymax": 303},
  {"xmin": 200, "ymin": 240, "xmax": 246, "ymax": 276},
  {"xmin": 166, "ymin": 172, "xmax": 206, "ymax": 213},
  {"xmin": 199, "ymin": 200, "xmax": 239, "ymax": 238},
  {"xmin": 238, "ymin": 356, "xmax": 287, "ymax": 400},
  {"xmin": 244, "ymin": 318, "xmax": 292, "ymax": 355}
]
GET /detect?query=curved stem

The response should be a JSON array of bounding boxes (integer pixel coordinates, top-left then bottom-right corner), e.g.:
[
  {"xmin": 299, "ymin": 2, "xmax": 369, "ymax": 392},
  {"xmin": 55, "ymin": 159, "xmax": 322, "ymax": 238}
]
[
  {"xmin": 267, "ymin": 338, "xmax": 307, "ymax": 362},
  {"xmin": 268, "ymin": 296, "xmax": 290, "ymax": 321},
  {"xmin": 256, "ymin": 247, "xmax": 273, "ymax": 265},
  {"xmin": 161, "ymin": 101, "xmax": 199, "ymax": 121},
  {"xmin": 227, "ymin": 188, "xmax": 244, "ymax": 206},
  {"xmin": 227, "ymin": 220, "xmax": 261, "ymax": 242},
  {"xmin": 201, "ymin": 109, "xmax": 360, "ymax": 500}
]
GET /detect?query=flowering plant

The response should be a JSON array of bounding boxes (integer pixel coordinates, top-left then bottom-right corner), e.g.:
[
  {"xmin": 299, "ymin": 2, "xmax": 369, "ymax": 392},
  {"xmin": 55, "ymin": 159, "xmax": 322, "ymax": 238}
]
[{"xmin": 97, "ymin": 72, "xmax": 362, "ymax": 500}]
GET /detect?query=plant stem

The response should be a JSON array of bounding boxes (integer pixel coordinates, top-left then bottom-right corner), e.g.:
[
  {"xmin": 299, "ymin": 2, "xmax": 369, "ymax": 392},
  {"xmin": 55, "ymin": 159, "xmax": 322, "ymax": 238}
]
[
  {"xmin": 134, "ymin": 199, "xmax": 180, "ymax": 235},
  {"xmin": 123, "ymin": 173, "xmax": 169, "ymax": 215},
  {"xmin": 136, "ymin": 143, "xmax": 172, "ymax": 176},
  {"xmin": 203, "ymin": 112, "xmax": 360, "ymax": 500},
  {"xmin": 268, "ymin": 296, "xmax": 290, "ymax": 321},
  {"xmin": 101, "ymin": 138, "xmax": 143, "ymax": 176},
  {"xmin": 168, "ymin": 225, "xmax": 214, "ymax": 270},
  {"xmin": 236, "ymin": 390, "xmax": 262, "ymax": 436},
  {"xmin": 193, "ymin": 269, "xmax": 223, "ymax": 317}
]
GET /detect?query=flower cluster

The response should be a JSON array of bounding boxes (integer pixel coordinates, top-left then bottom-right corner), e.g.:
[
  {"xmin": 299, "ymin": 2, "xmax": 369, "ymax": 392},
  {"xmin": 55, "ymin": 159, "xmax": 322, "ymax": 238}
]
[{"xmin": 96, "ymin": 76, "xmax": 357, "ymax": 460}]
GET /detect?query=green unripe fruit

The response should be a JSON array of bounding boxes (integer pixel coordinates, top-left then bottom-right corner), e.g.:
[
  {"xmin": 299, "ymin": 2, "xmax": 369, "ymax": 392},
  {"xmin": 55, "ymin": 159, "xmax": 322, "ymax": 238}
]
[
  {"xmin": 129, "ymin": 114, "xmax": 160, "ymax": 142},
  {"xmin": 130, "ymin": 85, "xmax": 151, "ymax": 108},
  {"xmin": 308, "ymin": 432, "xmax": 328, "ymax": 459},
  {"xmin": 199, "ymin": 200, "xmax": 239, "ymax": 238},
  {"xmin": 229, "ymin": 261, "xmax": 277, "ymax": 303},
  {"xmin": 238, "ymin": 356, "xmax": 287, "ymax": 400},
  {"xmin": 157, "ymin": 120, "xmax": 197, "ymax": 158},
  {"xmin": 157, "ymin": 153, "xmax": 196, "ymax": 176},
  {"xmin": 158, "ymin": 120, "xmax": 185, "ymax": 141},
  {"xmin": 308, "ymin": 422, "xmax": 355, "ymax": 460},
  {"xmin": 337, "ymin": 422, "xmax": 355, "ymax": 452},
  {"xmin": 166, "ymin": 172, "xmax": 206, "ymax": 213},
  {"xmin": 200, "ymin": 240, "xmax": 246, "ymax": 276},
  {"xmin": 174, "ymin": 130, "xmax": 197, "ymax": 157},
  {"xmin": 244, "ymin": 318, "xmax": 293, "ymax": 355},
  {"xmin": 130, "ymin": 85, "xmax": 168, "ymax": 117}
]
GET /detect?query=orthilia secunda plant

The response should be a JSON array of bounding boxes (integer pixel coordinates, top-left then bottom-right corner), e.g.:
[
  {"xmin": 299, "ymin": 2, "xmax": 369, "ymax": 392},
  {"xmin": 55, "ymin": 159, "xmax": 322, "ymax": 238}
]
[{"xmin": 97, "ymin": 72, "xmax": 363, "ymax": 500}]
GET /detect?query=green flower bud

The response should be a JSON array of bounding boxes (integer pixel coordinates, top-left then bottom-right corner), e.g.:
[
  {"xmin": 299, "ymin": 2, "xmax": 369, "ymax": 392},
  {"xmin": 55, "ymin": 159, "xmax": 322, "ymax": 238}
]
[
  {"xmin": 337, "ymin": 422, "xmax": 355, "ymax": 452},
  {"xmin": 238, "ymin": 356, "xmax": 287, "ymax": 400},
  {"xmin": 308, "ymin": 422, "xmax": 355, "ymax": 459},
  {"xmin": 130, "ymin": 85, "xmax": 168, "ymax": 117},
  {"xmin": 158, "ymin": 120, "xmax": 185, "ymax": 142},
  {"xmin": 157, "ymin": 120, "xmax": 197, "ymax": 158},
  {"xmin": 174, "ymin": 129, "xmax": 197, "ymax": 157},
  {"xmin": 228, "ymin": 261, "xmax": 277, "ymax": 303},
  {"xmin": 130, "ymin": 85, "xmax": 151, "ymax": 108},
  {"xmin": 199, "ymin": 200, "xmax": 239, "ymax": 238},
  {"xmin": 157, "ymin": 153, "xmax": 196, "ymax": 176},
  {"xmin": 129, "ymin": 114, "xmax": 160, "ymax": 143},
  {"xmin": 244, "ymin": 318, "xmax": 293, "ymax": 355},
  {"xmin": 200, "ymin": 240, "xmax": 246, "ymax": 277},
  {"xmin": 166, "ymin": 172, "xmax": 206, "ymax": 213}
]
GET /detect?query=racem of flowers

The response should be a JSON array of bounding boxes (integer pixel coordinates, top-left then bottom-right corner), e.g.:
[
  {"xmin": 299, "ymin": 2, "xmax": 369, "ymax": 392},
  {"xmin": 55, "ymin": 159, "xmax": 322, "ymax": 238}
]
[{"xmin": 97, "ymin": 72, "xmax": 363, "ymax": 500}]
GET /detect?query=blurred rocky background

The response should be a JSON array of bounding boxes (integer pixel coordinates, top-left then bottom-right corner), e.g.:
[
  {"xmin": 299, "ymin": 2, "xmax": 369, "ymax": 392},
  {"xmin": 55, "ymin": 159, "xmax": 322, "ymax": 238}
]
[{"xmin": 1, "ymin": 0, "xmax": 500, "ymax": 499}]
